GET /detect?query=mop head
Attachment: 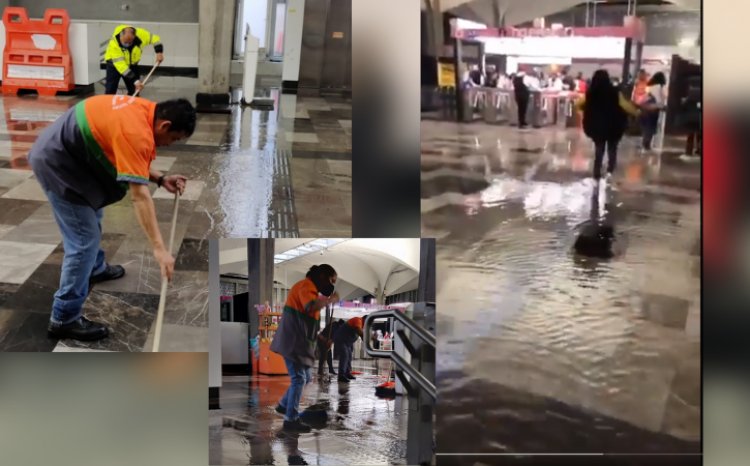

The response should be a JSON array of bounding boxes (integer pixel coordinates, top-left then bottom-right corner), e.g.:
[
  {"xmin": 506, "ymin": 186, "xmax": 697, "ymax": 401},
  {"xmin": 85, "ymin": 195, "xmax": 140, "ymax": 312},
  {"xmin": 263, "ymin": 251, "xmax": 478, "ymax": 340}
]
[
  {"xmin": 299, "ymin": 402, "xmax": 329, "ymax": 427},
  {"xmin": 574, "ymin": 222, "xmax": 615, "ymax": 259},
  {"xmin": 375, "ymin": 381, "xmax": 396, "ymax": 399}
]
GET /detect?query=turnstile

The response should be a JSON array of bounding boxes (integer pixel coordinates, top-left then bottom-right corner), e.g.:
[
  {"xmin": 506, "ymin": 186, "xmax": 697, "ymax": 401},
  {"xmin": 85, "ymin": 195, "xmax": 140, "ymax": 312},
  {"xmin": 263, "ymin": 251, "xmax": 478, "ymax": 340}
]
[
  {"xmin": 556, "ymin": 95, "xmax": 582, "ymax": 129},
  {"xmin": 462, "ymin": 87, "xmax": 488, "ymax": 122}
]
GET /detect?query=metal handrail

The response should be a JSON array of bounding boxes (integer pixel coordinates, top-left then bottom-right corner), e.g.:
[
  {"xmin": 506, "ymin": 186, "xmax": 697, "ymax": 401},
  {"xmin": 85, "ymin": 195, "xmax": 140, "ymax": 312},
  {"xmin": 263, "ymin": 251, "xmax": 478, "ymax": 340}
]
[{"xmin": 364, "ymin": 309, "xmax": 436, "ymax": 401}]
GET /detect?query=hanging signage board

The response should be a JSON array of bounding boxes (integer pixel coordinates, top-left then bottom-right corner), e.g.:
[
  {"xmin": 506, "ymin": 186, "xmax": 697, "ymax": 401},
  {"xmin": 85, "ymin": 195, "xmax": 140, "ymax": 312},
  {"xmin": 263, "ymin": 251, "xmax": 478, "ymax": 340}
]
[{"xmin": 455, "ymin": 17, "xmax": 646, "ymax": 42}]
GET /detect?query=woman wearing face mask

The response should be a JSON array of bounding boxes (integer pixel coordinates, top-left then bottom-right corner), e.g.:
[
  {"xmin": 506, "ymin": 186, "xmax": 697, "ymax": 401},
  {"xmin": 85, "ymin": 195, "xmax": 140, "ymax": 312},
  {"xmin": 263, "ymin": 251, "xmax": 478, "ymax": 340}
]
[{"xmin": 271, "ymin": 264, "xmax": 339, "ymax": 433}]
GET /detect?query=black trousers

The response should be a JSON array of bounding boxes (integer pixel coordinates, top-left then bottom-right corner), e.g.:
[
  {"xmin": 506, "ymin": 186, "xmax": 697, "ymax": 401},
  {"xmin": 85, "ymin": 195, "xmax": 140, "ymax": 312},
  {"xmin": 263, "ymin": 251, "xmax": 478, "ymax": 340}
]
[
  {"xmin": 317, "ymin": 341, "xmax": 334, "ymax": 374},
  {"xmin": 640, "ymin": 112, "xmax": 659, "ymax": 149},
  {"xmin": 593, "ymin": 138, "xmax": 620, "ymax": 179},
  {"xmin": 685, "ymin": 131, "xmax": 701, "ymax": 155},
  {"xmin": 516, "ymin": 95, "xmax": 529, "ymax": 127},
  {"xmin": 105, "ymin": 61, "xmax": 140, "ymax": 95}
]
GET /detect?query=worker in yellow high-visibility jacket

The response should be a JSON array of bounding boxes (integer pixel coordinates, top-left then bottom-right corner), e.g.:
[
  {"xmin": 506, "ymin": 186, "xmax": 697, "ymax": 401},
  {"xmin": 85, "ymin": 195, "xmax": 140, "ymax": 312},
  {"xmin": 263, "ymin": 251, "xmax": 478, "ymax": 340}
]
[{"xmin": 104, "ymin": 25, "xmax": 164, "ymax": 95}]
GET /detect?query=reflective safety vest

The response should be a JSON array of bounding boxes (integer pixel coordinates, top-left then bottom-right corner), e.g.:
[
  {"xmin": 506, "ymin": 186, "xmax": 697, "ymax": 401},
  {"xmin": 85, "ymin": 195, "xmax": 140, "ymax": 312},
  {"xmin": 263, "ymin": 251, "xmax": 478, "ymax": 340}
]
[{"xmin": 104, "ymin": 24, "xmax": 162, "ymax": 80}]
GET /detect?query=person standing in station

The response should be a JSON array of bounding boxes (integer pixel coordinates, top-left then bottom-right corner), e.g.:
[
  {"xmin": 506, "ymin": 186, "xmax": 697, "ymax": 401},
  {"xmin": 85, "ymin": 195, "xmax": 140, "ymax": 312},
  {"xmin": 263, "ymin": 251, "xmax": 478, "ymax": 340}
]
[
  {"xmin": 632, "ymin": 69, "xmax": 650, "ymax": 104},
  {"xmin": 28, "ymin": 96, "xmax": 196, "ymax": 341},
  {"xmin": 333, "ymin": 316, "xmax": 364, "ymax": 383},
  {"xmin": 575, "ymin": 72, "xmax": 587, "ymax": 94},
  {"xmin": 679, "ymin": 75, "xmax": 701, "ymax": 161},
  {"xmin": 513, "ymin": 71, "xmax": 531, "ymax": 130},
  {"xmin": 271, "ymin": 264, "xmax": 340, "ymax": 433},
  {"xmin": 639, "ymin": 72, "xmax": 668, "ymax": 151},
  {"xmin": 576, "ymin": 69, "xmax": 640, "ymax": 183},
  {"xmin": 104, "ymin": 25, "xmax": 164, "ymax": 95}
]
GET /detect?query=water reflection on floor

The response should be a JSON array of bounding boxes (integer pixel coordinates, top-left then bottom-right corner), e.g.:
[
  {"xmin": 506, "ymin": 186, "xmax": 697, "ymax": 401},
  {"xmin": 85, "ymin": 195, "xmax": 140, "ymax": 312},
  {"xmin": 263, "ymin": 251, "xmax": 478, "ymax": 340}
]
[
  {"xmin": 210, "ymin": 361, "xmax": 408, "ymax": 465},
  {"xmin": 424, "ymin": 121, "xmax": 700, "ymax": 457}
]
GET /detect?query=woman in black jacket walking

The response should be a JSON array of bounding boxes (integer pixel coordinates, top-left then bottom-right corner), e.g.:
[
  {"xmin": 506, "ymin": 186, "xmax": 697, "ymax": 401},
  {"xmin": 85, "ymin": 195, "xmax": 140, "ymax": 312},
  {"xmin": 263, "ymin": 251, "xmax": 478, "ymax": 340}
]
[{"xmin": 576, "ymin": 70, "xmax": 640, "ymax": 182}]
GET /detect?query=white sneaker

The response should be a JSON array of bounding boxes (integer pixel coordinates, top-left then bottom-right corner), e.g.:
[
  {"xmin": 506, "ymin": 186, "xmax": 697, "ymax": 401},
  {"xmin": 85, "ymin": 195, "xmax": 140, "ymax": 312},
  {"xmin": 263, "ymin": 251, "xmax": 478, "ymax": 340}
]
[
  {"xmin": 679, "ymin": 154, "xmax": 701, "ymax": 163},
  {"xmin": 605, "ymin": 173, "xmax": 618, "ymax": 191}
]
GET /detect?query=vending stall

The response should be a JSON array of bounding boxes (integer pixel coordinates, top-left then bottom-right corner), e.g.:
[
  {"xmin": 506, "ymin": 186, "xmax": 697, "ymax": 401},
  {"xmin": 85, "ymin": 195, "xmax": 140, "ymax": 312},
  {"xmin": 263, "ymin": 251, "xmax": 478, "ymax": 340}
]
[{"xmin": 257, "ymin": 304, "xmax": 287, "ymax": 375}]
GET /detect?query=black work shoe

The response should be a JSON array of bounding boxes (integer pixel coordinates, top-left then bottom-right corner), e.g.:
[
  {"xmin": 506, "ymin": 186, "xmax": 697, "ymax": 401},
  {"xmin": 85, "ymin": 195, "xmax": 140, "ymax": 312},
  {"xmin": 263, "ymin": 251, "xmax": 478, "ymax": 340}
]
[
  {"xmin": 288, "ymin": 454, "xmax": 309, "ymax": 465},
  {"xmin": 90, "ymin": 264, "xmax": 126, "ymax": 285},
  {"xmin": 328, "ymin": 370, "xmax": 337, "ymax": 375},
  {"xmin": 345, "ymin": 374, "xmax": 356, "ymax": 380},
  {"xmin": 337, "ymin": 377, "xmax": 350, "ymax": 383},
  {"xmin": 48, "ymin": 316, "xmax": 109, "ymax": 341},
  {"xmin": 275, "ymin": 405, "xmax": 286, "ymax": 415},
  {"xmin": 283, "ymin": 419, "xmax": 312, "ymax": 433}
]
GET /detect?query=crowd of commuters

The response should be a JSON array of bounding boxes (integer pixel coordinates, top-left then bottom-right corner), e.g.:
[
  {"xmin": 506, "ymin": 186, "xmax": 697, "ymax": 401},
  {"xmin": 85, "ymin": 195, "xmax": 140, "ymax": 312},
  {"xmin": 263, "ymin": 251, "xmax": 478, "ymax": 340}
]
[{"xmin": 461, "ymin": 64, "xmax": 699, "ymax": 167}]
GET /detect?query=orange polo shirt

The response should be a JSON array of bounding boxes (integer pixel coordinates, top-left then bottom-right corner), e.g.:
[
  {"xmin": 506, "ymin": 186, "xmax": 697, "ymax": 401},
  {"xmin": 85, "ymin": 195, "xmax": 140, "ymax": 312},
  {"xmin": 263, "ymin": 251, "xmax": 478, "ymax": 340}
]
[{"xmin": 80, "ymin": 94, "xmax": 157, "ymax": 185}]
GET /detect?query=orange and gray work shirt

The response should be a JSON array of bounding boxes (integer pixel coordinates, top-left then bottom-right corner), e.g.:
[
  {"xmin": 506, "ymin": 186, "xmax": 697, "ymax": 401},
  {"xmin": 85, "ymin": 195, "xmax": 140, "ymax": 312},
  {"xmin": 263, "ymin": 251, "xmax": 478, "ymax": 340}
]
[
  {"xmin": 28, "ymin": 95, "xmax": 157, "ymax": 209},
  {"xmin": 270, "ymin": 278, "xmax": 322, "ymax": 367},
  {"xmin": 104, "ymin": 25, "xmax": 163, "ymax": 81}
]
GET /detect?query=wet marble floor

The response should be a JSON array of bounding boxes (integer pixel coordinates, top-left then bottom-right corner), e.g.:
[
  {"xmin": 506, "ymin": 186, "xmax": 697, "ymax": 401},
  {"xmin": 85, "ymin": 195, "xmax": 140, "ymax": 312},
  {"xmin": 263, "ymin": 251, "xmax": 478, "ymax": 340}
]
[
  {"xmin": 423, "ymin": 122, "xmax": 700, "ymax": 457},
  {"xmin": 210, "ymin": 360, "xmax": 409, "ymax": 465},
  {"xmin": 0, "ymin": 77, "xmax": 350, "ymax": 351}
]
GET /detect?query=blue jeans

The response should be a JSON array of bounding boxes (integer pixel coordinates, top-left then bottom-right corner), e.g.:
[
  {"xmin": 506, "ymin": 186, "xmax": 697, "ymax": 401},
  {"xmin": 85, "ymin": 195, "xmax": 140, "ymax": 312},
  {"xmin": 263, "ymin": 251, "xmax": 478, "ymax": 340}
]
[
  {"xmin": 46, "ymin": 190, "xmax": 107, "ymax": 325},
  {"xmin": 279, "ymin": 357, "xmax": 312, "ymax": 422},
  {"xmin": 338, "ymin": 344, "xmax": 352, "ymax": 376}
]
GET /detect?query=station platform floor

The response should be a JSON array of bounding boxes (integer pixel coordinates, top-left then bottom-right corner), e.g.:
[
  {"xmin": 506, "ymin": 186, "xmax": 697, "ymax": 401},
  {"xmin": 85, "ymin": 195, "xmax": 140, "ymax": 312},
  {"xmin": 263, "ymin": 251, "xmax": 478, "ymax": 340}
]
[
  {"xmin": 423, "ymin": 121, "xmax": 700, "ymax": 456},
  {"xmin": 210, "ymin": 360, "xmax": 409, "ymax": 465},
  {"xmin": 0, "ymin": 77, "xmax": 351, "ymax": 352}
]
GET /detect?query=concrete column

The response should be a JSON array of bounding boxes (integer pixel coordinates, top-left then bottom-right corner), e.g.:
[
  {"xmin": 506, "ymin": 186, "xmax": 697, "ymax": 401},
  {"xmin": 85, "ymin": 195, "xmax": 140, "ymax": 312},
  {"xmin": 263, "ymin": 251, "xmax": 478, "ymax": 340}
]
[
  {"xmin": 281, "ymin": 0, "xmax": 305, "ymax": 91},
  {"xmin": 432, "ymin": 0, "xmax": 444, "ymax": 56},
  {"xmin": 198, "ymin": 0, "xmax": 235, "ymax": 94},
  {"xmin": 208, "ymin": 239, "xmax": 222, "ymax": 409},
  {"xmin": 247, "ymin": 238, "xmax": 274, "ymax": 338},
  {"xmin": 298, "ymin": 0, "xmax": 327, "ymax": 90}
]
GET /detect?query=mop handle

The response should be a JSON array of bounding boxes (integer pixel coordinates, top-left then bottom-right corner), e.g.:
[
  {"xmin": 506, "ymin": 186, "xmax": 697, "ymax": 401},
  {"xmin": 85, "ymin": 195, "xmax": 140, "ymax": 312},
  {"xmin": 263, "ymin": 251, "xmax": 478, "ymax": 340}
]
[
  {"xmin": 132, "ymin": 62, "xmax": 160, "ymax": 98},
  {"xmin": 326, "ymin": 305, "xmax": 335, "ymax": 339},
  {"xmin": 152, "ymin": 191, "xmax": 180, "ymax": 352}
]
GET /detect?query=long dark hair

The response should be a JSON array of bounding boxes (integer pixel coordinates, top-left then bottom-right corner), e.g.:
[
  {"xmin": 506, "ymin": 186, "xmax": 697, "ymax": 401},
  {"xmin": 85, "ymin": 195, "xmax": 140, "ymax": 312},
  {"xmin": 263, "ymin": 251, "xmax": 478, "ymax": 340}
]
[
  {"xmin": 648, "ymin": 72, "xmax": 666, "ymax": 86},
  {"xmin": 586, "ymin": 69, "xmax": 618, "ymax": 109},
  {"xmin": 306, "ymin": 264, "xmax": 337, "ymax": 281}
]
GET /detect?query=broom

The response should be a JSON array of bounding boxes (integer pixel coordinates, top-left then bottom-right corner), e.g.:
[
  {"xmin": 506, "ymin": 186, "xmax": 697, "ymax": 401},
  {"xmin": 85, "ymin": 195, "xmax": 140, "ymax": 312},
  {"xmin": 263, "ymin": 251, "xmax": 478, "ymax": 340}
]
[
  {"xmin": 299, "ymin": 305, "xmax": 336, "ymax": 424},
  {"xmin": 132, "ymin": 62, "xmax": 159, "ymax": 98},
  {"xmin": 151, "ymin": 192, "xmax": 180, "ymax": 352},
  {"xmin": 375, "ymin": 359, "xmax": 396, "ymax": 399}
]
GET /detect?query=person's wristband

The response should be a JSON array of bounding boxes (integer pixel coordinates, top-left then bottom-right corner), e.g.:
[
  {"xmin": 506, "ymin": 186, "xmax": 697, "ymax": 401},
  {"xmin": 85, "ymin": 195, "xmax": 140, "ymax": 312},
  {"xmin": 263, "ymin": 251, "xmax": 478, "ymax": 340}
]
[{"xmin": 157, "ymin": 175, "xmax": 165, "ymax": 187}]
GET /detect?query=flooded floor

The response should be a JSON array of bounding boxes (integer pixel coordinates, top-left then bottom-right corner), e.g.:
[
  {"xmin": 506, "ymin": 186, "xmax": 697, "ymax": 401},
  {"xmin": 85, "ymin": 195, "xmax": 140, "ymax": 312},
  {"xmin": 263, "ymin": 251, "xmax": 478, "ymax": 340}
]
[
  {"xmin": 423, "ymin": 121, "xmax": 700, "ymax": 458},
  {"xmin": 210, "ymin": 360, "xmax": 409, "ymax": 465},
  {"xmin": 0, "ymin": 76, "xmax": 350, "ymax": 351}
]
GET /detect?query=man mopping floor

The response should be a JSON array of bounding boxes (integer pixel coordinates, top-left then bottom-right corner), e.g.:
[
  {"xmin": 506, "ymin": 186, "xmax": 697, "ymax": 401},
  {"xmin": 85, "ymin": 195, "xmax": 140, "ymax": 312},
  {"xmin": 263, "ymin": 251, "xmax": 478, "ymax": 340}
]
[{"xmin": 28, "ymin": 95, "xmax": 196, "ymax": 342}]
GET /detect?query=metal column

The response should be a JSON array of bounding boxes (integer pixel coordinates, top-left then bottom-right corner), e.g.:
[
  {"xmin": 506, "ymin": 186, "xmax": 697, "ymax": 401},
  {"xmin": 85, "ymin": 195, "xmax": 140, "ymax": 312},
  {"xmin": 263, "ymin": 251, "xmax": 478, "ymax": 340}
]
[
  {"xmin": 405, "ymin": 303, "xmax": 436, "ymax": 466},
  {"xmin": 364, "ymin": 305, "xmax": 436, "ymax": 466},
  {"xmin": 622, "ymin": 38, "xmax": 633, "ymax": 84},
  {"xmin": 453, "ymin": 37, "xmax": 464, "ymax": 122}
]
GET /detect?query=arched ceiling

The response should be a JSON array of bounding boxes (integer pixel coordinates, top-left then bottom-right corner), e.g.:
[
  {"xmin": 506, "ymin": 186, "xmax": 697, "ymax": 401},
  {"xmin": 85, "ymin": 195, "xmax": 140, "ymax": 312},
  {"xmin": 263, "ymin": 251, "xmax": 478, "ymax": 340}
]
[
  {"xmin": 425, "ymin": 0, "xmax": 584, "ymax": 26},
  {"xmin": 426, "ymin": 0, "xmax": 700, "ymax": 26},
  {"xmin": 219, "ymin": 239, "xmax": 421, "ymax": 301}
]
